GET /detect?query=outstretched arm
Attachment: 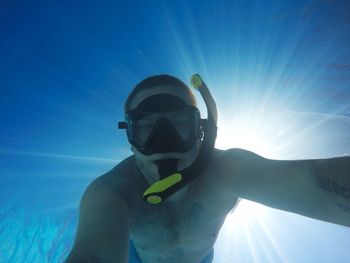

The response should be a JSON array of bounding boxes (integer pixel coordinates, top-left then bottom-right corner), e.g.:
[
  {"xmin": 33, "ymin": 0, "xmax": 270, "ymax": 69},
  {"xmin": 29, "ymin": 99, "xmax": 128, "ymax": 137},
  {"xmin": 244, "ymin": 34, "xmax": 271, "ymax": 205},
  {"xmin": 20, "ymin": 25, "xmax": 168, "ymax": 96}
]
[{"xmin": 219, "ymin": 149, "xmax": 350, "ymax": 227}]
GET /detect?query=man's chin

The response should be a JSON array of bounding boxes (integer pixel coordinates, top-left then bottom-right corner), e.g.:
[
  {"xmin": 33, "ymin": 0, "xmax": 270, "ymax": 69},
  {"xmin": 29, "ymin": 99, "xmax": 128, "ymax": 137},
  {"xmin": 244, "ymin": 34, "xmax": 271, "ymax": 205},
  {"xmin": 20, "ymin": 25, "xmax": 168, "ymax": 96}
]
[
  {"xmin": 132, "ymin": 142, "xmax": 200, "ymax": 171},
  {"xmin": 144, "ymin": 152, "xmax": 184, "ymax": 161}
]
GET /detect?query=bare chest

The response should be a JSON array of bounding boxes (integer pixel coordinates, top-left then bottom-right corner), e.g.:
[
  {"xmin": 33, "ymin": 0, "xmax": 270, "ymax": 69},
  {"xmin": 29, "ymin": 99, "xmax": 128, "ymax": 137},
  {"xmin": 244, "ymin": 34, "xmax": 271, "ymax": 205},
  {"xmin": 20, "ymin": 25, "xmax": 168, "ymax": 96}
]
[
  {"xmin": 129, "ymin": 203, "xmax": 224, "ymax": 262},
  {"xmin": 129, "ymin": 178, "xmax": 237, "ymax": 262}
]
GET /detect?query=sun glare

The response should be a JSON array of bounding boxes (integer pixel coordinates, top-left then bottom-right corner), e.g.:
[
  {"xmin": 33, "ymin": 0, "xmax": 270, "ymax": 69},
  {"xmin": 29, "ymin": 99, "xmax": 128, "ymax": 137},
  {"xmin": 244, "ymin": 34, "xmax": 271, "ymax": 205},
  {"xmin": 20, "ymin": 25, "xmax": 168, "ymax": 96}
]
[{"xmin": 215, "ymin": 114, "xmax": 279, "ymax": 158}]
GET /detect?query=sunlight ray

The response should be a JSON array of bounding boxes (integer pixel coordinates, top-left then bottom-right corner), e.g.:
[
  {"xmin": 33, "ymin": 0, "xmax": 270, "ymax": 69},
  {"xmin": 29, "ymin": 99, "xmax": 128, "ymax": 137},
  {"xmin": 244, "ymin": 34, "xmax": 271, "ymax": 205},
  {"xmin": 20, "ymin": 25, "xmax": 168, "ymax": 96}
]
[{"xmin": 0, "ymin": 149, "xmax": 118, "ymax": 163}]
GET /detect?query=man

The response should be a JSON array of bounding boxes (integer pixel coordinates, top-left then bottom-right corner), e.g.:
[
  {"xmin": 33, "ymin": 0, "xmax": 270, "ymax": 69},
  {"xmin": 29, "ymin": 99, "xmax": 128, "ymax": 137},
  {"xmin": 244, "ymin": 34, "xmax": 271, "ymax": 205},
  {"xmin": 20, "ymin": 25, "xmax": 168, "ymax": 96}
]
[{"xmin": 65, "ymin": 74, "xmax": 350, "ymax": 263}]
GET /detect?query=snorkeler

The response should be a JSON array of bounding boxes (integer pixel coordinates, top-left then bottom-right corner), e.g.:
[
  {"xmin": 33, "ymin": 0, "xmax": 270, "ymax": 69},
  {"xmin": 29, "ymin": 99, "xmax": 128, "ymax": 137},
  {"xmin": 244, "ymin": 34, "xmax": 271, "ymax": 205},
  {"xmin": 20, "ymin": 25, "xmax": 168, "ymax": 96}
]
[{"xmin": 65, "ymin": 74, "xmax": 350, "ymax": 263}]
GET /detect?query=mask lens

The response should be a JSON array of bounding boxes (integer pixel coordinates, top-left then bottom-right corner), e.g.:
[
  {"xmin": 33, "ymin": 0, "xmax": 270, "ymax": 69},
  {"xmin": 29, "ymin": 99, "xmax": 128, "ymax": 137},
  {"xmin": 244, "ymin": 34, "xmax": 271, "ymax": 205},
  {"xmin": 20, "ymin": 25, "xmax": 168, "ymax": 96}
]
[
  {"xmin": 126, "ymin": 107, "xmax": 200, "ymax": 148},
  {"xmin": 165, "ymin": 110, "xmax": 197, "ymax": 142},
  {"xmin": 132, "ymin": 113, "xmax": 155, "ymax": 146}
]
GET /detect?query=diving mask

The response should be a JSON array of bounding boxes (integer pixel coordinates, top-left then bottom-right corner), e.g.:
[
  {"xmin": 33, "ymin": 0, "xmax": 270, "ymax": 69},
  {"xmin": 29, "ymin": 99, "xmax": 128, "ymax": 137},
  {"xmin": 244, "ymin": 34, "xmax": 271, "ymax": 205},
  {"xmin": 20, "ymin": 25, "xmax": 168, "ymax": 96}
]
[{"xmin": 119, "ymin": 94, "xmax": 203, "ymax": 156}]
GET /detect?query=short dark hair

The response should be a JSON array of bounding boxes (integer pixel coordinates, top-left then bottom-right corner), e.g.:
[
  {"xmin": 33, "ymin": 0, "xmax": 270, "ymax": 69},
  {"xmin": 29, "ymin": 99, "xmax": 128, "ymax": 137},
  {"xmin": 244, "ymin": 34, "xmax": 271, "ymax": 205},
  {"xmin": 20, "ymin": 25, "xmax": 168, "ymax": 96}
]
[{"xmin": 124, "ymin": 74, "xmax": 197, "ymax": 112}]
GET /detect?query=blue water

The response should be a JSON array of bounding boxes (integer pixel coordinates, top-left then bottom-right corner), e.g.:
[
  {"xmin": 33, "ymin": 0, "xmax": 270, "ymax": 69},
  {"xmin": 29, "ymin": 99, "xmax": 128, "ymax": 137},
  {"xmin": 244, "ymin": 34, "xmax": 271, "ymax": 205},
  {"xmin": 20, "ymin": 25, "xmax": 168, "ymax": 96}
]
[{"xmin": 1, "ymin": 0, "xmax": 350, "ymax": 262}]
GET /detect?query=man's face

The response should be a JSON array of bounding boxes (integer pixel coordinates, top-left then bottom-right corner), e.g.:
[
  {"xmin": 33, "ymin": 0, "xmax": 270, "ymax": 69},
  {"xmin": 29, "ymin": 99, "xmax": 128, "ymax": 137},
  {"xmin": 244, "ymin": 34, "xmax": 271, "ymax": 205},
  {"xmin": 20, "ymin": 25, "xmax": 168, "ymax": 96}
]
[{"xmin": 128, "ymin": 85, "xmax": 200, "ymax": 179}]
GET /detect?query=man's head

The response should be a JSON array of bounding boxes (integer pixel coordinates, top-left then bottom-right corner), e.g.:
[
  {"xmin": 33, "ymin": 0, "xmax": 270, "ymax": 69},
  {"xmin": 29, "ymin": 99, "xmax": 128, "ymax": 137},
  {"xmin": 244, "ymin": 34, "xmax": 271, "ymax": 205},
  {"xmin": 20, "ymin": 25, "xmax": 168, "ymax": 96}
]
[{"xmin": 122, "ymin": 75, "xmax": 202, "ymax": 179}]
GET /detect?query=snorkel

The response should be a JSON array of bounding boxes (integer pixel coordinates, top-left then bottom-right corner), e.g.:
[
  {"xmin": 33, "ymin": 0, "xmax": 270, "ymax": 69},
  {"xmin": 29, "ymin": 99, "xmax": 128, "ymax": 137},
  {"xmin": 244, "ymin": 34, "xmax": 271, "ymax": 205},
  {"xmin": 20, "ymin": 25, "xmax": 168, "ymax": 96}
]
[{"xmin": 142, "ymin": 74, "xmax": 218, "ymax": 204}]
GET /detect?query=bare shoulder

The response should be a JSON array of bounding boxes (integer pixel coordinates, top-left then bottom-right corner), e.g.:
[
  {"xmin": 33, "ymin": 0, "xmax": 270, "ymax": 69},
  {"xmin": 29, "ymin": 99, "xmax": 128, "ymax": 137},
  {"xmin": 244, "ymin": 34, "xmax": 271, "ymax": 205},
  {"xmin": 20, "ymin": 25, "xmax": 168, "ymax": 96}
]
[
  {"xmin": 80, "ymin": 157, "xmax": 134, "ymax": 213},
  {"xmin": 95, "ymin": 156, "xmax": 137, "ymax": 193},
  {"xmin": 213, "ymin": 147, "xmax": 261, "ymax": 158},
  {"xmin": 77, "ymin": 156, "xmax": 138, "ymax": 216},
  {"xmin": 211, "ymin": 148, "xmax": 263, "ymax": 170},
  {"xmin": 207, "ymin": 148, "xmax": 269, "ymax": 204},
  {"xmin": 196, "ymin": 148, "xmax": 260, "ymax": 211}
]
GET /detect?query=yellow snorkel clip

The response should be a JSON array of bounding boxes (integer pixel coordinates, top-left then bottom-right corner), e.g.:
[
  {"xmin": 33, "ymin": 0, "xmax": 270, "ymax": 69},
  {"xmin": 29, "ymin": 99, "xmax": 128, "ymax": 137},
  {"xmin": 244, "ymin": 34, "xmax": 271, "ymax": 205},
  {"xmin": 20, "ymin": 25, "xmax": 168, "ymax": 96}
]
[{"xmin": 143, "ymin": 173, "xmax": 182, "ymax": 204}]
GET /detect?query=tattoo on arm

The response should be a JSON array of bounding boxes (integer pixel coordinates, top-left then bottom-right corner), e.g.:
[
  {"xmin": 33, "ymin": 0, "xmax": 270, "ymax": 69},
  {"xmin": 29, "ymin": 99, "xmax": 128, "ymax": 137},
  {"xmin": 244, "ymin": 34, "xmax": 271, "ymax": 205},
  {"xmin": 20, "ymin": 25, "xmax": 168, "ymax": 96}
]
[
  {"xmin": 315, "ymin": 157, "xmax": 350, "ymax": 199},
  {"xmin": 317, "ymin": 175, "xmax": 350, "ymax": 199}
]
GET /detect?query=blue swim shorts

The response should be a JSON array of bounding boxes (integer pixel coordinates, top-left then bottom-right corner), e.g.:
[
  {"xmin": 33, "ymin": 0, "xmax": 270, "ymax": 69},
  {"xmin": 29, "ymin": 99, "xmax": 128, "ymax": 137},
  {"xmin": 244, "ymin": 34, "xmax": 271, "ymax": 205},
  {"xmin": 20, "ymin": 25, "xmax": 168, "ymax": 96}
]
[{"xmin": 128, "ymin": 240, "xmax": 214, "ymax": 263}]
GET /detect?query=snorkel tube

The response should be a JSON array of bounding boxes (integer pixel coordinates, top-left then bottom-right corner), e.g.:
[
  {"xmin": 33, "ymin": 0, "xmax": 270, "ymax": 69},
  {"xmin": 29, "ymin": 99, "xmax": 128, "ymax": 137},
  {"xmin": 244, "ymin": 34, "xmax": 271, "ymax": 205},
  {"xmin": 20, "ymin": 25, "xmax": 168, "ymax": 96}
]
[{"xmin": 143, "ymin": 74, "xmax": 218, "ymax": 204}]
